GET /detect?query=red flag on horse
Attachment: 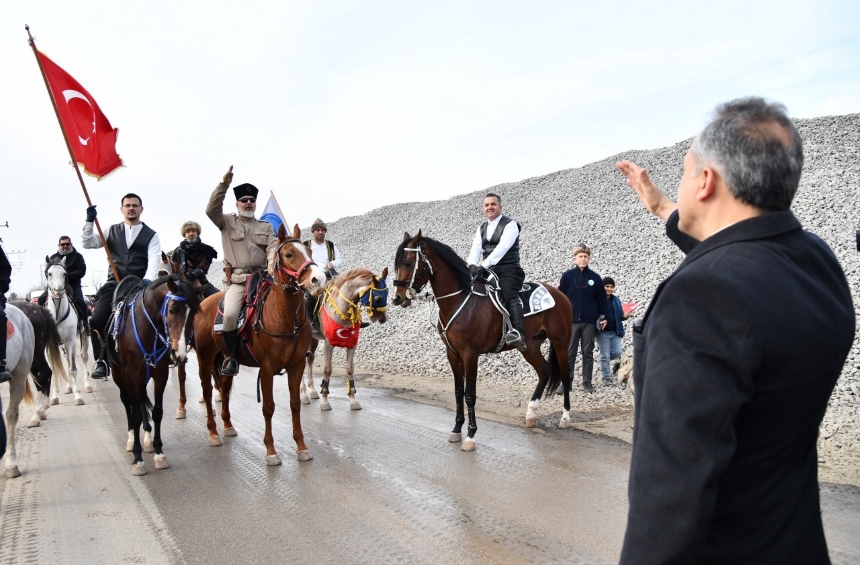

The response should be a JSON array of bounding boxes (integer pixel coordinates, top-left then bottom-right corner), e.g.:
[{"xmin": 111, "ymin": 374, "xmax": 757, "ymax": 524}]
[
  {"xmin": 37, "ymin": 51, "xmax": 123, "ymax": 179},
  {"xmin": 321, "ymin": 306, "xmax": 360, "ymax": 348}
]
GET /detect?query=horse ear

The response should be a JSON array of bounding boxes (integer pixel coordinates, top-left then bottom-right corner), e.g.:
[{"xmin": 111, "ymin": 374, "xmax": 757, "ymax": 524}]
[
  {"xmin": 381, "ymin": 267, "xmax": 388, "ymax": 279},
  {"xmin": 161, "ymin": 251, "xmax": 168, "ymax": 263},
  {"xmin": 402, "ymin": 232, "xmax": 411, "ymax": 242},
  {"xmin": 277, "ymin": 223, "xmax": 287, "ymax": 241},
  {"xmin": 45, "ymin": 255, "xmax": 50, "ymax": 264},
  {"xmin": 291, "ymin": 224, "xmax": 301, "ymax": 239},
  {"xmin": 167, "ymin": 278, "xmax": 177, "ymax": 292},
  {"xmin": 415, "ymin": 229, "xmax": 423, "ymax": 242},
  {"xmin": 61, "ymin": 256, "xmax": 67, "ymax": 265}
]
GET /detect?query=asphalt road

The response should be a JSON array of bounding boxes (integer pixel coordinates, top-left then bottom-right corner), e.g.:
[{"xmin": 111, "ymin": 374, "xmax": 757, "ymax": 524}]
[{"xmin": 1, "ymin": 355, "xmax": 859, "ymax": 565}]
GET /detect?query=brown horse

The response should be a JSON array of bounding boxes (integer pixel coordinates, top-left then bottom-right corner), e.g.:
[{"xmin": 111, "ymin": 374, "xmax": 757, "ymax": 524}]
[
  {"xmin": 301, "ymin": 267, "xmax": 389, "ymax": 410},
  {"xmin": 192, "ymin": 224, "xmax": 326, "ymax": 465},
  {"xmin": 392, "ymin": 231, "xmax": 573, "ymax": 451},
  {"xmin": 106, "ymin": 273, "xmax": 199, "ymax": 475}
]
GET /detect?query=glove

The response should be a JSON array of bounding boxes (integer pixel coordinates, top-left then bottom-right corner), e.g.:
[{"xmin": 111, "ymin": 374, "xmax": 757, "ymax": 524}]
[
  {"xmin": 222, "ymin": 165, "xmax": 233, "ymax": 186},
  {"xmin": 469, "ymin": 264, "xmax": 487, "ymax": 280},
  {"xmin": 85, "ymin": 205, "xmax": 97, "ymax": 222},
  {"xmin": 190, "ymin": 268, "xmax": 204, "ymax": 281}
]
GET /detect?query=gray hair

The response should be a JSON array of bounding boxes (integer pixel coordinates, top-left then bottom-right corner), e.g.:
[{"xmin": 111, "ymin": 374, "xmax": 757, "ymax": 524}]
[{"xmin": 691, "ymin": 97, "xmax": 803, "ymax": 212}]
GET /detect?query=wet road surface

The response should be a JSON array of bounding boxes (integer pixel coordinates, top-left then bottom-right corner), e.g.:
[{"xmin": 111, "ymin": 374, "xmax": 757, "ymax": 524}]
[{"xmin": 1, "ymin": 355, "xmax": 859, "ymax": 564}]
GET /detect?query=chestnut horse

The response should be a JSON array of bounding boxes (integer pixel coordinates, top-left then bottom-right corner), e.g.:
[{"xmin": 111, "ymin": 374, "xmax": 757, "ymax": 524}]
[
  {"xmin": 392, "ymin": 231, "xmax": 573, "ymax": 451},
  {"xmin": 193, "ymin": 224, "xmax": 326, "ymax": 465},
  {"xmin": 301, "ymin": 267, "xmax": 389, "ymax": 410},
  {"xmin": 106, "ymin": 273, "xmax": 199, "ymax": 475}
]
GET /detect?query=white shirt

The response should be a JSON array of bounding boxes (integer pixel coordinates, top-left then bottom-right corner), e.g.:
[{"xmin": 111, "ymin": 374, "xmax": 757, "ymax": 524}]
[
  {"xmin": 467, "ymin": 215, "xmax": 520, "ymax": 268},
  {"xmin": 307, "ymin": 239, "xmax": 342, "ymax": 270},
  {"xmin": 82, "ymin": 221, "xmax": 162, "ymax": 280}
]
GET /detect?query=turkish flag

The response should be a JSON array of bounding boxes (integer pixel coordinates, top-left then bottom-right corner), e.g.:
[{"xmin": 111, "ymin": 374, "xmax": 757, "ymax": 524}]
[
  {"xmin": 38, "ymin": 51, "xmax": 123, "ymax": 179},
  {"xmin": 321, "ymin": 306, "xmax": 361, "ymax": 348}
]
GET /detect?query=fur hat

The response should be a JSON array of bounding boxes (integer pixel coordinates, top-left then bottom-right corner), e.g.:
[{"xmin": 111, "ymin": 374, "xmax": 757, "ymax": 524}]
[
  {"xmin": 572, "ymin": 242, "xmax": 592, "ymax": 256},
  {"xmin": 311, "ymin": 218, "xmax": 327, "ymax": 232},
  {"xmin": 180, "ymin": 221, "xmax": 202, "ymax": 237},
  {"xmin": 232, "ymin": 183, "xmax": 258, "ymax": 200},
  {"xmin": 602, "ymin": 276, "xmax": 615, "ymax": 287}
]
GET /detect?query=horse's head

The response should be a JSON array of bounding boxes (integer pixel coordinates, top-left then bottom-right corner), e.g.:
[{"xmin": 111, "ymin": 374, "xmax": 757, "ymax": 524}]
[
  {"xmin": 392, "ymin": 231, "xmax": 430, "ymax": 307},
  {"xmin": 159, "ymin": 251, "xmax": 205, "ymax": 297},
  {"xmin": 274, "ymin": 224, "xmax": 326, "ymax": 296},
  {"xmin": 356, "ymin": 267, "xmax": 389, "ymax": 324},
  {"xmin": 152, "ymin": 275, "xmax": 200, "ymax": 365},
  {"xmin": 45, "ymin": 256, "xmax": 67, "ymax": 299}
]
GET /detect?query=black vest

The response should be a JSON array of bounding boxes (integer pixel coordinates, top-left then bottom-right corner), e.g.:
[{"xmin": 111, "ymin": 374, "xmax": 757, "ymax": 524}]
[
  {"xmin": 106, "ymin": 223, "xmax": 156, "ymax": 281},
  {"xmin": 480, "ymin": 216, "xmax": 520, "ymax": 268}
]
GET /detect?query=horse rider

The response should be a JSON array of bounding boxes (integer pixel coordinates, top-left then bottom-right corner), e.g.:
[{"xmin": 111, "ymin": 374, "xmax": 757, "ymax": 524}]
[
  {"xmin": 37, "ymin": 235, "xmax": 90, "ymax": 333},
  {"xmin": 171, "ymin": 221, "xmax": 219, "ymax": 298},
  {"xmin": 83, "ymin": 193, "xmax": 162, "ymax": 380},
  {"xmin": 302, "ymin": 218, "xmax": 342, "ymax": 336},
  {"xmin": 206, "ymin": 166, "xmax": 278, "ymax": 376},
  {"xmin": 0, "ymin": 242, "xmax": 12, "ymax": 383},
  {"xmin": 467, "ymin": 192, "xmax": 527, "ymax": 352}
]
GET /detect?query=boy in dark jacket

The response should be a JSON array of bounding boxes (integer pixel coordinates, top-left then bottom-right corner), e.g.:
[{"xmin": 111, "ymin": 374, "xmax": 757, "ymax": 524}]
[{"xmin": 595, "ymin": 276, "xmax": 629, "ymax": 384}]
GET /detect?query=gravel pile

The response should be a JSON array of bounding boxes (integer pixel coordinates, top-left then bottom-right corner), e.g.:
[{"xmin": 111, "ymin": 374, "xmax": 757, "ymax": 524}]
[{"xmin": 219, "ymin": 114, "xmax": 860, "ymax": 468}]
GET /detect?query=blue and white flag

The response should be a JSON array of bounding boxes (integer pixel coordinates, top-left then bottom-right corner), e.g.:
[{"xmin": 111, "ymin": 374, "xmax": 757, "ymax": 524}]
[{"xmin": 260, "ymin": 193, "xmax": 284, "ymax": 234}]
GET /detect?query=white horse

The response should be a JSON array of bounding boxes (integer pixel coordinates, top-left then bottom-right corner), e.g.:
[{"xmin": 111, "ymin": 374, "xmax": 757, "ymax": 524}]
[
  {"xmin": 301, "ymin": 268, "xmax": 388, "ymax": 410},
  {"xmin": 44, "ymin": 257, "xmax": 91, "ymax": 406},
  {"xmin": 3, "ymin": 304, "xmax": 35, "ymax": 478}
]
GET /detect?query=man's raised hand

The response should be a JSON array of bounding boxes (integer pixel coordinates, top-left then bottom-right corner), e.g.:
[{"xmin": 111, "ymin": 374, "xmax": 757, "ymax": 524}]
[
  {"xmin": 616, "ymin": 160, "xmax": 677, "ymax": 222},
  {"xmin": 222, "ymin": 165, "xmax": 234, "ymax": 187}
]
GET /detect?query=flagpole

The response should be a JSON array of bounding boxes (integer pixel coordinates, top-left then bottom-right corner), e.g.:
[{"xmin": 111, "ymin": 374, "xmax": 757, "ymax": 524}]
[
  {"xmin": 270, "ymin": 190, "xmax": 289, "ymax": 229},
  {"xmin": 25, "ymin": 24, "xmax": 120, "ymax": 283}
]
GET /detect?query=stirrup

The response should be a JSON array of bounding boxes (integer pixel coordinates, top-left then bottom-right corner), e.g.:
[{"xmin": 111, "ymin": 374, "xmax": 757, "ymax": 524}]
[
  {"xmin": 505, "ymin": 330, "xmax": 527, "ymax": 352},
  {"xmin": 221, "ymin": 357, "xmax": 239, "ymax": 376}
]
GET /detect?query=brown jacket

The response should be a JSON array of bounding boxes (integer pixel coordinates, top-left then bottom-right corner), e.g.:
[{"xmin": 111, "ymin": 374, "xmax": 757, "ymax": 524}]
[{"xmin": 206, "ymin": 182, "xmax": 278, "ymax": 283}]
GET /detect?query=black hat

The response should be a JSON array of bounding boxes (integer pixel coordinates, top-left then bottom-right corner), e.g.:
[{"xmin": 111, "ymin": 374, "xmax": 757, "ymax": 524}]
[
  {"xmin": 602, "ymin": 277, "xmax": 616, "ymax": 286},
  {"xmin": 233, "ymin": 183, "xmax": 258, "ymax": 200}
]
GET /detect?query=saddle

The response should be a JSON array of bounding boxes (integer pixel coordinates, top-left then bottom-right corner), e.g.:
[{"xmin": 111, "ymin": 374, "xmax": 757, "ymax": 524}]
[
  {"xmin": 213, "ymin": 271, "xmax": 271, "ymax": 340},
  {"xmin": 479, "ymin": 271, "xmax": 556, "ymax": 353}
]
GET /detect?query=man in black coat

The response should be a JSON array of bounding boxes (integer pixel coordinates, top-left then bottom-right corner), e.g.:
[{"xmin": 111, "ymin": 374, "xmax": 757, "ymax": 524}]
[
  {"xmin": 38, "ymin": 235, "xmax": 89, "ymax": 331},
  {"xmin": 615, "ymin": 98, "xmax": 854, "ymax": 563},
  {"xmin": 171, "ymin": 220, "xmax": 219, "ymax": 298},
  {"xmin": 0, "ymin": 242, "xmax": 12, "ymax": 384}
]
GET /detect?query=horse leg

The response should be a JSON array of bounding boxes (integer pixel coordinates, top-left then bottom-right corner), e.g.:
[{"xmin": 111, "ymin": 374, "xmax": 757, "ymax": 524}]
[
  {"xmin": 175, "ymin": 363, "xmax": 187, "ymax": 419},
  {"xmin": 301, "ymin": 338, "xmax": 319, "ymax": 404},
  {"xmin": 445, "ymin": 349, "xmax": 466, "ymax": 443},
  {"xmin": 142, "ymin": 392, "xmax": 155, "ymax": 454},
  {"xmin": 68, "ymin": 340, "xmax": 85, "ymax": 406},
  {"xmin": 285, "ymin": 361, "xmax": 312, "ymax": 462},
  {"xmin": 198, "ymin": 350, "xmax": 222, "ymax": 446},
  {"xmin": 129, "ymin": 398, "xmax": 147, "ymax": 476},
  {"xmin": 220, "ymin": 374, "xmax": 237, "ymax": 437},
  {"xmin": 462, "ymin": 352, "xmax": 479, "ymax": 452},
  {"xmin": 152, "ymin": 375, "xmax": 170, "ymax": 470},
  {"xmin": 319, "ymin": 341, "xmax": 334, "ymax": 411},
  {"xmin": 259, "ymin": 368, "xmax": 282, "ymax": 465},
  {"xmin": 80, "ymin": 331, "xmax": 93, "ymax": 393},
  {"xmin": 523, "ymin": 345, "xmax": 552, "ymax": 428},
  {"xmin": 4, "ymin": 371, "xmax": 26, "ymax": 478},
  {"xmin": 50, "ymin": 356, "xmax": 61, "ymax": 405},
  {"xmin": 346, "ymin": 347, "xmax": 361, "ymax": 410}
]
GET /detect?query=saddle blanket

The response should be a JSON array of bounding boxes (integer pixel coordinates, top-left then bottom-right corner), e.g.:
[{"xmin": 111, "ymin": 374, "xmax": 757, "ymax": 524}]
[
  {"xmin": 213, "ymin": 298, "xmax": 248, "ymax": 334},
  {"xmin": 6, "ymin": 320, "xmax": 14, "ymax": 340},
  {"xmin": 520, "ymin": 282, "xmax": 555, "ymax": 317},
  {"xmin": 321, "ymin": 306, "xmax": 360, "ymax": 348}
]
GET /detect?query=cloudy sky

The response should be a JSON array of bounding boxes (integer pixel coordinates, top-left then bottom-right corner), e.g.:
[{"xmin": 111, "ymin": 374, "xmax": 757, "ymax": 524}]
[{"xmin": 2, "ymin": 1, "xmax": 858, "ymax": 295}]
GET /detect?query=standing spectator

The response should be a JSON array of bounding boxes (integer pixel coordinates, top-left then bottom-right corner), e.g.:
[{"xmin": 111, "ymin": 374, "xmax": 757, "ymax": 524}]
[
  {"xmin": 616, "ymin": 97, "xmax": 854, "ymax": 563},
  {"xmin": 171, "ymin": 221, "xmax": 219, "ymax": 298},
  {"xmin": 595, "ymin": 276, "xmax": 629, "ymax": 385},
  {"xmin": 303, "ymin": 218, "xmax": 343, "ymax": 336},
  {"xmin": 558, "ymin": 244, "xmax": 609, "ymax": 393},
  {"xmin": 38, "ymin": 235, "xmax": 89, "ymax": 332}
]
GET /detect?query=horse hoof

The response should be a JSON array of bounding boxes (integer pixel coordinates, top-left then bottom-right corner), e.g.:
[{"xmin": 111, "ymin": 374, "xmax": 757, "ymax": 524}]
[
  {"xmin": 39, "ymin": 412, "xmax": 47, "ymax": 420},
  {"xmin": 309, "ymin": 390, "xmax": 320, "ymax": 400},
  {"xmin": 5, "ymin": 466, "xmax": 21, "ymax": 479},
  {"xmin": 297, "ymin": 450, "xmax": 313, "ymax": 462},
  {"xmin": 27, "ymin": 417, "xmax": 41, "ymax": 428},
  {"xmin": 131, "ymin": 462, "xmax": 147, "ymax": 476},
  {"xmin": 214, "ymin": 391, "xmax": 222, "ymax": 402},
  {"xmin": 350, "ymin": 400, "xmax": 362, "ymax": 410},
  {"xmin": 559, "ymin": 419, "xmax": 570, "ymax": 429},
  {"xmin": 320, "ymin": 401, "xmax": 331, "ymax": 411},
  {"xmin": 175, "ymin": 409, "xmax": 186, "ymax": 419},
  {"xmin": 143, "ymin": 441, "xmax": 155, "ymax": 453},
  {"xmin": 223, "ymin": 427, "xmax": 237, "ymax": 437},
  {"xmin": 526, "ymin": 415, "xmax": 537, "ymax": 428},
  {"xmin": 126, "ymin": 440, "xmax": 135, "ymax": 452},
  {"xmin": 266, "ymin": 454, "xmax": 282, "ymax": 466},
  {"xmin": 50, "ymin": 398, "xmax": 59, "ymax": 406},
  {"xmin": 154, "ymin": 454, "xmax": 170, "ymax": 470},
  {"xmin": 448, "ymin": 432, "xmax": 462, "ymax": 443},
  {"xmin": 198, "ymin": 394, "xmax": 204, "ymax": 403},
  {"xmin": 64, "ymin": 385, "xmax": 72, "ymax": 394},
  {"xmin": 74, "ymin": 398, "xmax": 85, "ymax": 406},
  {"xmin": 300, "ymin": 393, "xmax": 310, "ymax": 405},
  {"xmin": 208, "ymin": 435, "xmax": 222, "ymax": 447},
  {"xmin": 461, "ymin": 438, "xmax": 477, "ymax": 452},
  {"xmin": 85, "ymin": 386, "xmax": 93, "ymax": 393}
]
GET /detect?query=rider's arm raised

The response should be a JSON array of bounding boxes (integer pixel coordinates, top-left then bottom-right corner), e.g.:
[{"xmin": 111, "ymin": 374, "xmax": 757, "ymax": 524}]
[{"xmin": 206, "ymin": 167, "xmax": 233, "ymax": 231}]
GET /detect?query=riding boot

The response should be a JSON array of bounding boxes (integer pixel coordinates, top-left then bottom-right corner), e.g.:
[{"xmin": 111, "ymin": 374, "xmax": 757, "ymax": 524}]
[
  {"xmin": 0, "ymin": 362, "xmax": 10, "ymax": 384},
  {"xmin": 221, "ymin": 330, "xmax": 239, "ymax": 376},
  {"xmin": 90, "ymin": 330, "xmax": 109, "ymax": 379},
  {"xmin": 306, "ymin": 293, "xmax": 321, "ymax": 337},
  {"xmin": 504, "ymin": 298, "xmax": 528, "ymax": 352}
]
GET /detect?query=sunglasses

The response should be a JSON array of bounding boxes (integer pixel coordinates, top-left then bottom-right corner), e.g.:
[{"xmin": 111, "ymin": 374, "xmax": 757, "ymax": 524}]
[
  {"xmin": 59, "ymin": 242, "xmax": 71, "ymax": 247},
  {"xmin": 238, "ymin": 197, "xmax": 256, "ymax": 204}
]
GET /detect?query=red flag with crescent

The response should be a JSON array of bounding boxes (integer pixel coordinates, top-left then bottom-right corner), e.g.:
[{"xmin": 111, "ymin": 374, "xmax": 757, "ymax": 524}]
[
  {"xmin": 321, "ymin": 306, "xmax": 360, "ymax": 348},
  {"xmin": 38, "ymin": 51, "xmax": 123, "ymax": 180}
]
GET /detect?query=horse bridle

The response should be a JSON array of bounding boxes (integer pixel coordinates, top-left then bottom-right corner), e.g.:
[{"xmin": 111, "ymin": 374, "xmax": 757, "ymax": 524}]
[
  {"xmin": 392, "ymin": 243, "xmax": 434, "ymax": 299},
  {"xmin": 358, "ymin": 276, "xmax": 389, "ymax": 314},
  {"xmin": 274, "ymin": 238, "xmax": 317, "ymax": 289}
]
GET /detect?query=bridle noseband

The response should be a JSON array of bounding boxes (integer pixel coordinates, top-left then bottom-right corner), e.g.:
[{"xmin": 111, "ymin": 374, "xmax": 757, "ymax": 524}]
[
  {"xmin": 393, "ymin": 243, "xmax": 433, "ymax": 299},
  {"xmin": 274, "ymin": 238, "xmax": 317, "ymax": 288}
]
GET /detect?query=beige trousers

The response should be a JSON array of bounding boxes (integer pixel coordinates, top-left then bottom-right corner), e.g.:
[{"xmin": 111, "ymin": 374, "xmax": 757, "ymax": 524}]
[{"xmin": 222, "ymin": 281, "xmax": 246, "ymax": 332}]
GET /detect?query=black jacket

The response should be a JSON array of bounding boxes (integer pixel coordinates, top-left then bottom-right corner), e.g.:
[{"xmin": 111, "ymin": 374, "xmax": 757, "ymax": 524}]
[
  {"xmin": 0, "ymin": 246, "xmax": 10, "ymax": 294},
  {"xmin": 558, "ymin": 265, "xmax": 608, "ymax": 324},
  {"xmin": 620, "ymin": 210, "xmax": 854, "ymax": 564},
  {"xmin": 49, "ymin": 249, "xmax": 86, "ymax": 287}
]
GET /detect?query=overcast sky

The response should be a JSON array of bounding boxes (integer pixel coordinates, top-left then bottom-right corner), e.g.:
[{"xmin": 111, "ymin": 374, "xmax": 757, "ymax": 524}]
[{"xmin": 2, "ymin": 1, "xmax": 858, "ymax": 295}]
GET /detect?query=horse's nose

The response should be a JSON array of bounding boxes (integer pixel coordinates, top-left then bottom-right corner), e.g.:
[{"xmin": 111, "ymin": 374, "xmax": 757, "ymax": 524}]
[{"xmin": 392, "ymin": 295, "xmax": 401, "ymax": 306}]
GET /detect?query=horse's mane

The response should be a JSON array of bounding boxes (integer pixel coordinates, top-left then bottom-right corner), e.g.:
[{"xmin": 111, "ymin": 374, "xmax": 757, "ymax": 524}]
[
  {"xmin": 396, "ymin": 236, "xmax": 472, "ymax": 292},
  {"xmin": 335, "ymin": 268, "xmax": 374, "ymax": 287},
  {"xmin": 148, "ymin": 274, "xmax": 201, "ymax": 316}
]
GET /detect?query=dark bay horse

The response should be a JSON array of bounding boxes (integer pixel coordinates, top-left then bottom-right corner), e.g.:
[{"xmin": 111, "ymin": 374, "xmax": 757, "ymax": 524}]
[
  {"xmin": 193, "ymin": 224, "xmax": 326, "ymax": 465},
  {"xmin": 301, "ymin": 267, "xmax": 389, "ymax": 410},
  {"xmin": 107, "ymin": 274, "xmax": 199, "ymax": 475},
  {"xmin": 392, "ymin": 231, "xmax": 573, "ymax": 451}
]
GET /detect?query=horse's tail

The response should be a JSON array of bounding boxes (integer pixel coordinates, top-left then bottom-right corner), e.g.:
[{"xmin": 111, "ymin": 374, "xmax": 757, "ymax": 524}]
[
  {"xmin": 44, "ymin": 313, "xmax": 71, "ymax": 385},
  {"xmin": 544, "ymin": 345, "xmax": 565, "ymax": 400},
  {"xmin": 22, "ymin": 378, "xmax": 35, "ymax": 406}
]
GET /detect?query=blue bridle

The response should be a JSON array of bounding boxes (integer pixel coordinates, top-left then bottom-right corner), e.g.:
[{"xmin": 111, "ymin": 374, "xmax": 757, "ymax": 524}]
[
  {"xmin": 359, "ymin": 276, "xmax": 389, "ymax": 310},
  {"xmin": 124, "ymin": 287, "xmax": 192, "ymax": 383}
]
